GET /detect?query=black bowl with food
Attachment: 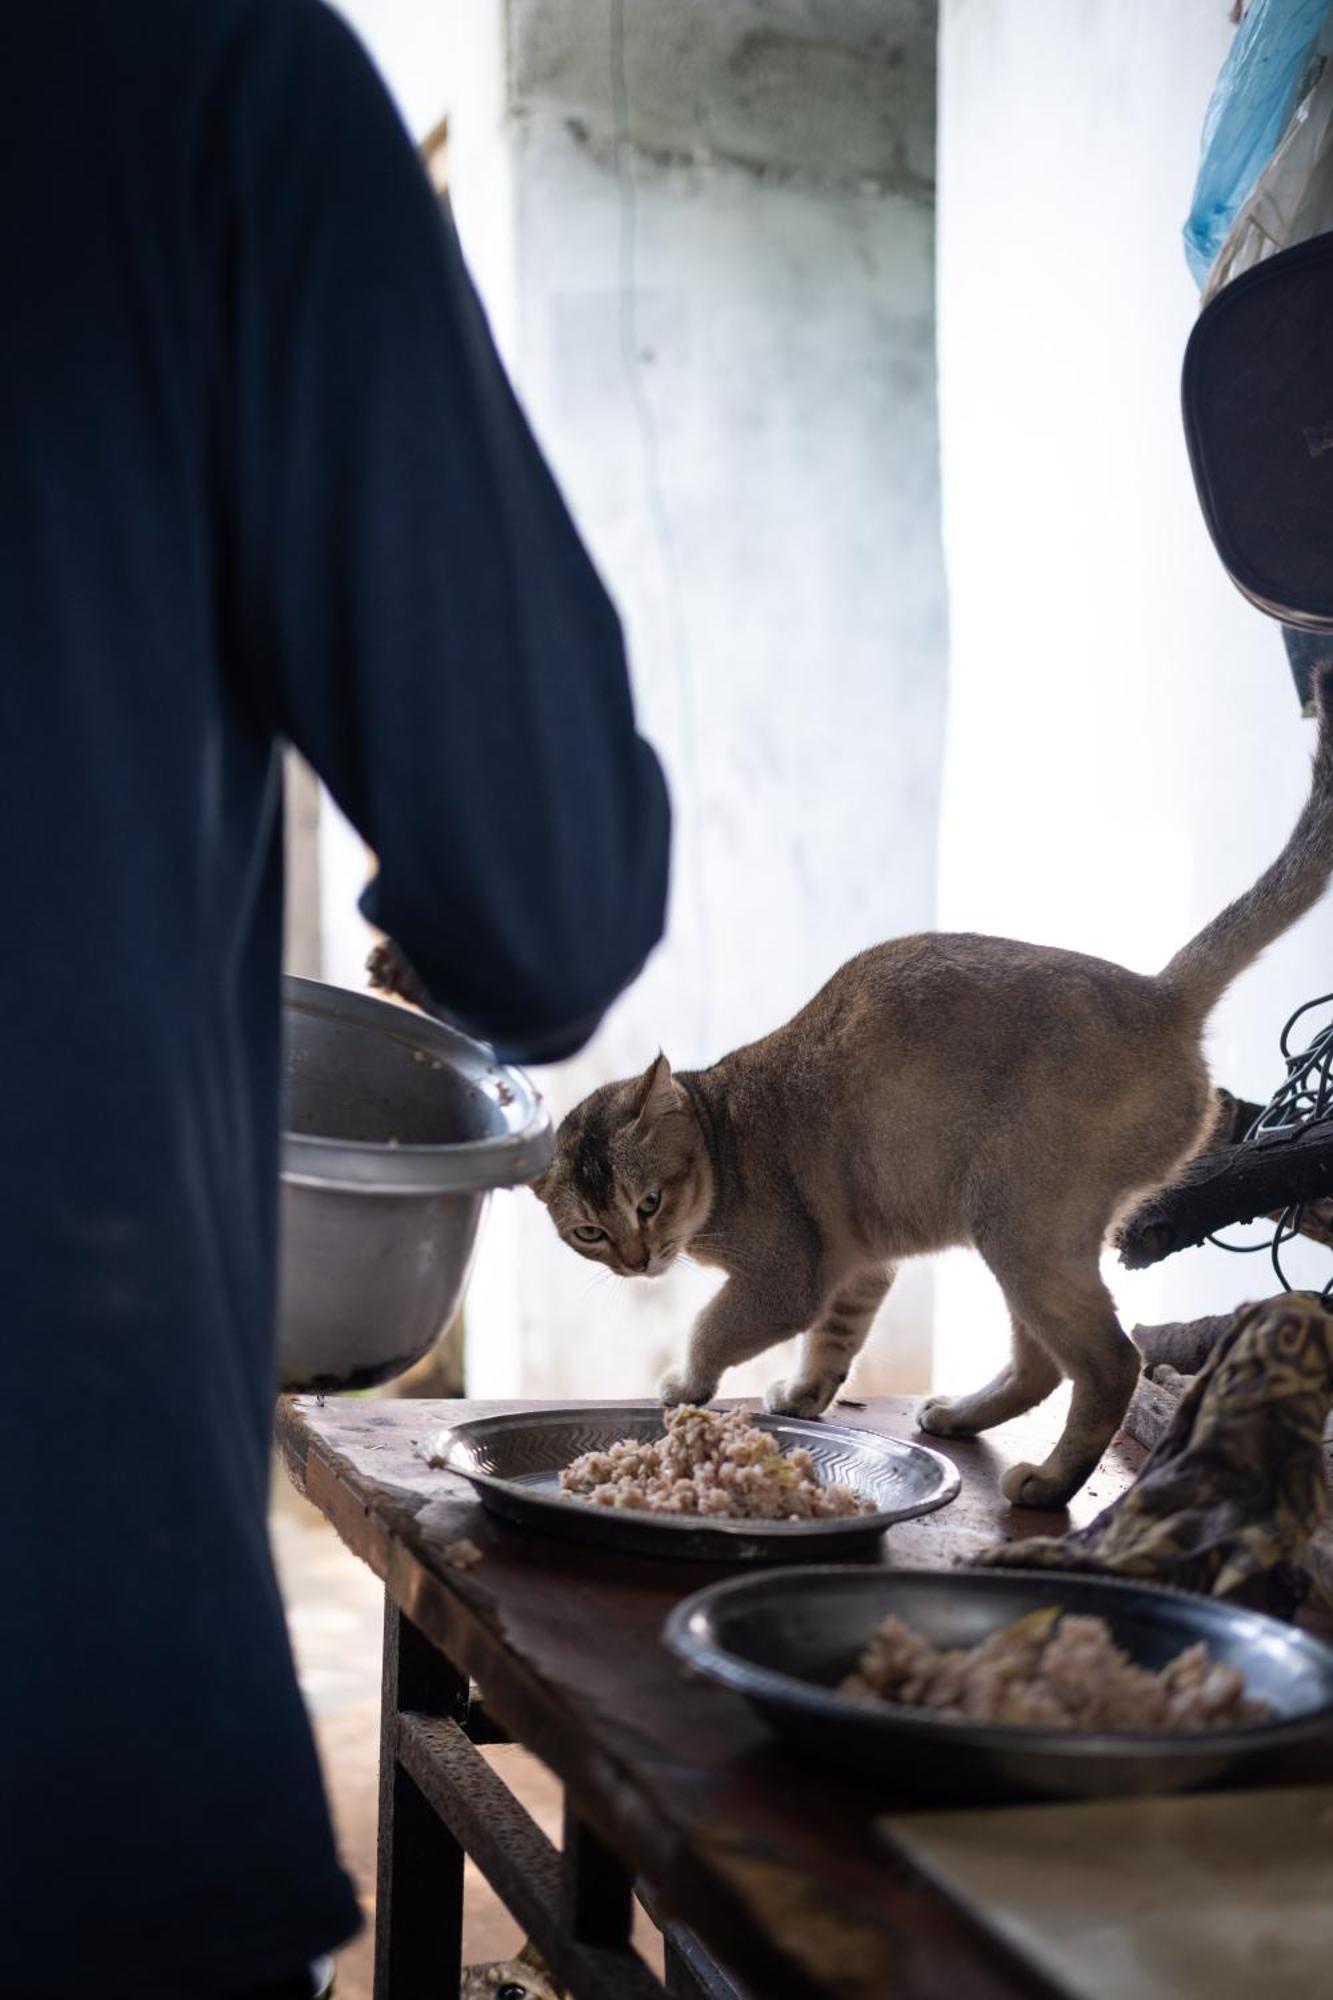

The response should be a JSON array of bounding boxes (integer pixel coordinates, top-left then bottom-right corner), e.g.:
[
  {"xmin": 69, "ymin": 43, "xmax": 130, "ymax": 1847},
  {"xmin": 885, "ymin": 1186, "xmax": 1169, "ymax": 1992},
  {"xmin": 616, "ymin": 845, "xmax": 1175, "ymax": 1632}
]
[{"xmin": 663, "ymin": 1566, "xmax": 1333, "ymax": 1803}]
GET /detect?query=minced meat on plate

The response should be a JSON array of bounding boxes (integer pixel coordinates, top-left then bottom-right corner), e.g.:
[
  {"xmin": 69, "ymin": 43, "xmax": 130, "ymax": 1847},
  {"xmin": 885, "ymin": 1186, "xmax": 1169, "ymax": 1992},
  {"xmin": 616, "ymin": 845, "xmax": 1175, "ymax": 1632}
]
[
  {"xmin": 841, "ymin": 1605, "xmax": 1269, "ymax": 1732},
  {"xmin": 559, "ymin": 1404, "xmax": 873, "ymax": 1520}
]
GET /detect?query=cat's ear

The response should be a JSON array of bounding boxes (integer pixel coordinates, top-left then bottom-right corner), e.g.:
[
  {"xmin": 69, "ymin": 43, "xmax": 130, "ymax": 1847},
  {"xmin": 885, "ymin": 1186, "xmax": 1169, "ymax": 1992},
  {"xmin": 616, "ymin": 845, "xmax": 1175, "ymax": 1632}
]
[
  {"xmin": 635, "ymin": 1051, "xmax": 682, "ymax": 1128},
  {"xmin": 515, "ymin": 1938, "xmax": 552, "ymax": 1976},
  {"xmin": 528, "ymin": 1169, "xmax": 552, "ymax": 1202}
]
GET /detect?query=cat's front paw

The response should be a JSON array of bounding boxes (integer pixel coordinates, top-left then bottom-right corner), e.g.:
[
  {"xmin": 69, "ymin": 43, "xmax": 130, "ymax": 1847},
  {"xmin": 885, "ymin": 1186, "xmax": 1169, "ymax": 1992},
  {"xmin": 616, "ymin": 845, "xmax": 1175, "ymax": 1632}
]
[
  {"xmin": 657, "ymin": 1368, "xmax": 716, "ymax": 1408},
  {"xmin": 1000, "ymin": 1460, "xmax": 1074, "ymax": 1510},
  {"xmin": 763, "ymin": 1375, "xmax": 837, "ymax": 1419},
  {"xmin": 917, "ymin": 1395, "xmax": 979, "ymax": 1439}
]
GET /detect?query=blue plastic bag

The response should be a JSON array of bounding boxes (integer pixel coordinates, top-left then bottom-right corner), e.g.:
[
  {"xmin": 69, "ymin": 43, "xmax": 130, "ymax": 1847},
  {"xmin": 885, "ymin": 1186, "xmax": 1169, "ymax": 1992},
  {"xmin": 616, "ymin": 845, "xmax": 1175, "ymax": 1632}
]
[{"xmin": 1184, "ymin": 0, "xmax": 1332, "ymax": 286}]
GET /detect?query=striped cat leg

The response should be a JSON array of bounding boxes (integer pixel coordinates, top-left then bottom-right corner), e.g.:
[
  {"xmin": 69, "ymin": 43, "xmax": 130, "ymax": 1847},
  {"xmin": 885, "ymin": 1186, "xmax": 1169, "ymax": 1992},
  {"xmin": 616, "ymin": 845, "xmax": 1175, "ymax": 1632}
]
[
  {"xmin": 659, "ymin": 1273, "xmax": 818, "ymax": 1407},
  {"xmin": 763, "ymin": 1265, "xmax": 894, "ymax": 1418},
  {"xmin": 966, "ymin": 1227, "xmax": 1140, "ymax": 1508}
]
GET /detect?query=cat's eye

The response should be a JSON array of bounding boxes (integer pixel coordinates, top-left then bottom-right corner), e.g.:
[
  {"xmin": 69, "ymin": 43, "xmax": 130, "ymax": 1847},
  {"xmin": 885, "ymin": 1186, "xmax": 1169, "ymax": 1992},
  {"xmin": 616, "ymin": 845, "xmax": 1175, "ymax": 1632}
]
[
  {"xmin": 637, "ymin": 1190, "xmax": 662, "ymax": 1218},
  {"xmin": 497, "ymin": 1987, "xmax": 527, "ymax": 2000},
  {"xmin": 571, "ymin": 1224, "xmax": 606, "ymax": 1244}
]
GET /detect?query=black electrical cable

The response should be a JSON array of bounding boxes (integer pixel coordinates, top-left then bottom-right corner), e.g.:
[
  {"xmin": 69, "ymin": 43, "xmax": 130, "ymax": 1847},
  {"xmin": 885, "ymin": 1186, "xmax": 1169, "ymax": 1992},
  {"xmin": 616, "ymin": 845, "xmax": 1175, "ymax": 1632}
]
[{"xmin": 1207, "ymin": 992, "xmax": 1333, "ymax": 1304}]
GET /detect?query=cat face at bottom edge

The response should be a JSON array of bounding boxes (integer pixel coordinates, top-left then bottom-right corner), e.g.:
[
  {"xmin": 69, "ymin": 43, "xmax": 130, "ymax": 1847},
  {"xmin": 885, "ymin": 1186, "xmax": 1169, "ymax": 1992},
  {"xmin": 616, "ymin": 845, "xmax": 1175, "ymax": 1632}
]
[
  {"xmin": 460, "ymin": 1944, "xmax": 560, "ymax": 2000},
  {"xmin": 531, "ymin": 1054, "xmax": 713, "ymax": 1277}
]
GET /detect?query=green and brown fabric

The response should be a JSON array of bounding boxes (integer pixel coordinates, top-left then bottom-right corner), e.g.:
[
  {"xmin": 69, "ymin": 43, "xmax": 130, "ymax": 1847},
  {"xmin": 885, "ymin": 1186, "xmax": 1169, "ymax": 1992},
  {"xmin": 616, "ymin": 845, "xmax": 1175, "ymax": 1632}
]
[{"xmin": 978, "ymin": 1294, "xmax": 1333, "ymax": 1612}]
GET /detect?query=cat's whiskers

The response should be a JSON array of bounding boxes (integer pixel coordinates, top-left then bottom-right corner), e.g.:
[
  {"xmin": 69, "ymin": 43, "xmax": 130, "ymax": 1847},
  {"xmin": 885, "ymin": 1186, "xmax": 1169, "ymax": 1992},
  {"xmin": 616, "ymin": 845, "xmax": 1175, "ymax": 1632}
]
[{"xmin": 573, "ymin": 1263, "xmax": 616, "ymax": 1305}]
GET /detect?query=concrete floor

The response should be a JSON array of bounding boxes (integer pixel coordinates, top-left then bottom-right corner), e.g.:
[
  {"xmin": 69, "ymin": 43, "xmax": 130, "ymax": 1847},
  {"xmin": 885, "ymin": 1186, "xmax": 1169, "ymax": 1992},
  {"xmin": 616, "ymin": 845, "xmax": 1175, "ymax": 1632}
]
[{"xmin": 270, "ymin": 1469, "xmax": 662, "ymax": 1998}]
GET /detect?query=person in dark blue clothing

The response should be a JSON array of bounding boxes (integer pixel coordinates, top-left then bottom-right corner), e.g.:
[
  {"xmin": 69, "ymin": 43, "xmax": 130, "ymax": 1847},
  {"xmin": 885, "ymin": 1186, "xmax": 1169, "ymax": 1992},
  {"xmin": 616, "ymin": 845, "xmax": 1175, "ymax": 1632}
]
[{"xmin": 0, "ymin": 3, "xmax": 669, "ymax": 1994}]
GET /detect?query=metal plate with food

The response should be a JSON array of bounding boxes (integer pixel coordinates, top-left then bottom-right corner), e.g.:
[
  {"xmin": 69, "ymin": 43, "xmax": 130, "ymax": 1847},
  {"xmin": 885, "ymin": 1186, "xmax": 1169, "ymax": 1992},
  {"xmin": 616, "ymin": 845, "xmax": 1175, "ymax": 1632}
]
[
  {"xmin": 421, "ymin": 1404, "xmax": 960, "ymax": 1561},
  {"xmin": 663, "ymin": 1566, "xmax": 1333, "ymax": 1802}
]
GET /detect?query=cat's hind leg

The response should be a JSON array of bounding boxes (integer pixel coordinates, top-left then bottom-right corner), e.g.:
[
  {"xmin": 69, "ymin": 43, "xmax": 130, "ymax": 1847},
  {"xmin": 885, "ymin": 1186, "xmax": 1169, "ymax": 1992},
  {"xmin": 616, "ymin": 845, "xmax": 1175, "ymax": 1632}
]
[
  {"xmin": 917, "ymin": 1322, "xmax": 1059, "ymax": 1439},
  {"xmin": 977, "ymin": 1233, "xmax": 1140, "ymax": 1509},
  {"xmin": 763, "ymin": 1265, "xmax": 894, "ymax": 1418}
]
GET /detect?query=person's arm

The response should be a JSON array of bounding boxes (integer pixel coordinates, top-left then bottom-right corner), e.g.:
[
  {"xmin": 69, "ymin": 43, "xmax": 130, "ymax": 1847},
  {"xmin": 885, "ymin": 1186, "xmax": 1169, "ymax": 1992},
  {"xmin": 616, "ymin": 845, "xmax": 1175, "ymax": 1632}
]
[{"xmin": 214, "ymin": 0, "xmax": 669, "ymax": 1060}]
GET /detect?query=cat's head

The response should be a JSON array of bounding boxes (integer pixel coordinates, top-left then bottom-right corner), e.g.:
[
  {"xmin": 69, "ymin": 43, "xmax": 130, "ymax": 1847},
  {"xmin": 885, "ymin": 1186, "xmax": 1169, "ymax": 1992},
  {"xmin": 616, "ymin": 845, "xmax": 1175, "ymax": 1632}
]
[
  {"xmin": 531, "ymin": 1054, "xmax": 713, "ymax": 1276},
  {"xmin": 461, "ymin": 1941, "xmax": 560, "ymax": 2000}
]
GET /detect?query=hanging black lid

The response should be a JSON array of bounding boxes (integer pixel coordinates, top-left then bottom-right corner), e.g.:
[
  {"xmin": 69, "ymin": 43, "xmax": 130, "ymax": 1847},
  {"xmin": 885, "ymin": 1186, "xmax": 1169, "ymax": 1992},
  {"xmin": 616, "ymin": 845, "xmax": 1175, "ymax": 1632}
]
[{"xmin": 1184, "ymin": 230, "xmax": 1333, "ymax": 631}]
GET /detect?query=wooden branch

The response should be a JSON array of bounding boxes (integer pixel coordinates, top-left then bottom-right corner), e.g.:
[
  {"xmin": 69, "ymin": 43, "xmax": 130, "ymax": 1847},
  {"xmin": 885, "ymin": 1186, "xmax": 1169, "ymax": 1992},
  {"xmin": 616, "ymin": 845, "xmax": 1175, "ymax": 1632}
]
[
  {"xmin": 1116, "ymin": 1117, "xmax": 1333, "ymax": 1269},
  {"xmin": 1130, "ymin": 1311, "xmax": 1241, "ymax": 1376},
  {"xmin": 1121, "ymin": 1372, "xmax": 1186, "ymax": 1455}
]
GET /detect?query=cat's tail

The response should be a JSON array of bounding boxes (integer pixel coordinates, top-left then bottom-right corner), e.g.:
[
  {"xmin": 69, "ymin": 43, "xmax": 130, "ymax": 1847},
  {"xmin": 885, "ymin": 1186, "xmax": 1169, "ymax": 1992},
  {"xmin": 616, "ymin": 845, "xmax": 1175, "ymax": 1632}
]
[{"xmin": 1158, "ymin": 658, "xmax": 1333, "ymax": 1021}]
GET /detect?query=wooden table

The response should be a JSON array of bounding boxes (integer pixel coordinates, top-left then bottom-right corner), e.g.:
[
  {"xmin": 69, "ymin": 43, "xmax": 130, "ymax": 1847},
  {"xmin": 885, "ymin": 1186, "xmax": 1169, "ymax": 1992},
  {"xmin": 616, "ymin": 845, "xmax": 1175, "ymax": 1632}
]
[{"xmin": 277, "ymin": 1395, "xmax": 1145, "ymax": 2000}]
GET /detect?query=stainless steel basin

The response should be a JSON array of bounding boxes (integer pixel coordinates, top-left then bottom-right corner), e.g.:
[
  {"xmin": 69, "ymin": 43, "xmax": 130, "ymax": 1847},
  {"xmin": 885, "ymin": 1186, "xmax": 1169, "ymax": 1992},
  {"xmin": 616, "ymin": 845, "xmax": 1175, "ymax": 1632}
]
[
  {"xmin": 277, "ymin": 975, "xmax": 553, "ymax": 1392},
  {"xmin": 664, "ymin": 1567, "xmax": 1333, "ymax": 1804}
]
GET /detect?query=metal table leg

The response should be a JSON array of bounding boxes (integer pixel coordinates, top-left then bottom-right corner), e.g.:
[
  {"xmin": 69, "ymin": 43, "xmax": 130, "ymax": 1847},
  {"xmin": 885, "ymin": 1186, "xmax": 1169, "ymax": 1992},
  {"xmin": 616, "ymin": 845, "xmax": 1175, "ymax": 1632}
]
[
  {"xmin": 371, "ymin": 1590, "xmax": 746, "ymax": 1999},
  {"xmin": 561, "ymin": 1804, "xmax": 635, "ymax": 1951},
  {"xmin": 374, "ymin": 1597, "xmax": 467, "ymax": 2000}
]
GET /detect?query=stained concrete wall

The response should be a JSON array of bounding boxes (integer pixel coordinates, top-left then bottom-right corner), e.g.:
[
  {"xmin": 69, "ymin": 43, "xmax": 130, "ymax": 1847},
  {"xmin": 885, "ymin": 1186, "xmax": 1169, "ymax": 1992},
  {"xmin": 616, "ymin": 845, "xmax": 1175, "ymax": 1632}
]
[
  {"xmin": 447, "ymin": 0, "xmax": 949, "ymax": 1399},
  {"xmin": 933, "ymin": 0, "xmax": 1331, "ymax": 1395}
]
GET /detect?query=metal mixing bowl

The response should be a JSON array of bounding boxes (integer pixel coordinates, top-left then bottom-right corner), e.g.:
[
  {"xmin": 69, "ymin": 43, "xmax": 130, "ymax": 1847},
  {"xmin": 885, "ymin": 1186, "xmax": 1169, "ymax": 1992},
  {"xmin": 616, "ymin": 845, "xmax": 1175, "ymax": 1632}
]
[
  {"xmin": 277, "ymin": 975, "xmax": 553, "ymax": 1392},
  {"xmin": 664, "ymin": 1566, "xmax": 1333, "ymax": 1804}
]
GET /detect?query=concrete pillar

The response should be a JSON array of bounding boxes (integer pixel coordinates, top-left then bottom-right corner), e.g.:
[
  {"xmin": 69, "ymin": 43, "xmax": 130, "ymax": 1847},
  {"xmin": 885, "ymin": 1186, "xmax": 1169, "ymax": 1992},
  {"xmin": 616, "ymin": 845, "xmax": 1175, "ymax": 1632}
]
[{"xmin": 448, "ymin": 0, "xmax": 949, "ymax": 1399}]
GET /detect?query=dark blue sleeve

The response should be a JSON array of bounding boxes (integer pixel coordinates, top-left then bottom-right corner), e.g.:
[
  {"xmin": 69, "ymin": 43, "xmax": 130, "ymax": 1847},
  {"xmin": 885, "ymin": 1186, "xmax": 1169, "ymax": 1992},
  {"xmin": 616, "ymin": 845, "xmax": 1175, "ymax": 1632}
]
[{"xmin": 216, "ymin": 0, "xmax": 669, "ymax": 1060}]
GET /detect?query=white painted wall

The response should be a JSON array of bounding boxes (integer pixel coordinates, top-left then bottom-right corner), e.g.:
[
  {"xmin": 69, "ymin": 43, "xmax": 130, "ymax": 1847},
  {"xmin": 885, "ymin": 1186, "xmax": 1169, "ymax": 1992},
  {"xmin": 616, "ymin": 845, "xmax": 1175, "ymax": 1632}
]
[
  {"xmin": 933, "ymin": 0, "xmax": 1331, "ymax": 1394},
  {"xmin": 328, "ymin": 0, "xmax": 451, "ymax": 144}
]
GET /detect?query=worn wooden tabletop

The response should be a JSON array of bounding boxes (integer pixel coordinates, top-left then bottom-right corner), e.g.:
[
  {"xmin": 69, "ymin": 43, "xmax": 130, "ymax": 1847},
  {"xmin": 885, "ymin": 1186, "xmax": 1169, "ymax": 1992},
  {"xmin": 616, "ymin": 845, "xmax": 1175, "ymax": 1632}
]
[{"xmin": 277, "ymin": 1394, "xmax": 1144, "ymax": 2000}]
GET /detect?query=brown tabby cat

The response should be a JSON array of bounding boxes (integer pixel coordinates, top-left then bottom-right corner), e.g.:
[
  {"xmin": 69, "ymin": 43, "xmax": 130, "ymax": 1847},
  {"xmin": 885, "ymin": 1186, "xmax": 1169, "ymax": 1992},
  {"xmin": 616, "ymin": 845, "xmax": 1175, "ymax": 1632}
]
[
  {"xmin": 461, "ymin": 1941, "xmax": 560, "ymax": 2000},
  {"xmin": 534, "ymin": 667, "xmax": 1333, "ymax": 1509}
]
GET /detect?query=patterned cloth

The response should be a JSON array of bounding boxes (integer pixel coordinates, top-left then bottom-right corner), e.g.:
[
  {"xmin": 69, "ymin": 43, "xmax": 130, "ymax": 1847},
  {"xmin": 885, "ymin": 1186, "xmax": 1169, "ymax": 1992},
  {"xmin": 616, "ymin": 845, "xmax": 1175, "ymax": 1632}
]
[{"xmin": 978, "ymin": 1295, "xmax": 1333, "ymax": 1611}]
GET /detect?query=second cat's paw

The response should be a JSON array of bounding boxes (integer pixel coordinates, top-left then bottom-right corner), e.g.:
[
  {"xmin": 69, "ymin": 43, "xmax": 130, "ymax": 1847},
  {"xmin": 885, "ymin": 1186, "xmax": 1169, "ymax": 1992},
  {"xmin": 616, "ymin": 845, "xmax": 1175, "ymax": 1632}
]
[
  {"xmin": 657, "ymin": 1369, "xmax": 715, "ymax": 1408},
  {"xmin": 917, "ymin": 1395, "xmax": 978, "ymax": 1439},
  {"xmin": 763, "ymin": 1375, "xmax": 836, "ymax": 1418}
]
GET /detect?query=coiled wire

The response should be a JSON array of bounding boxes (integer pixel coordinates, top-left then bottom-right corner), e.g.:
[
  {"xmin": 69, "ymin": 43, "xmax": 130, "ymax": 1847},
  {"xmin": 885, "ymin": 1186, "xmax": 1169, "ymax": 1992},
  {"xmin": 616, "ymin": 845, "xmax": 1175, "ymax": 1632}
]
[{"xmin": 1208, "ymin": 992, "xmax": 1333, "ymax": 1304}]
